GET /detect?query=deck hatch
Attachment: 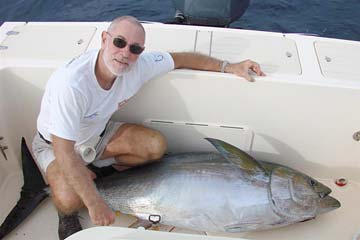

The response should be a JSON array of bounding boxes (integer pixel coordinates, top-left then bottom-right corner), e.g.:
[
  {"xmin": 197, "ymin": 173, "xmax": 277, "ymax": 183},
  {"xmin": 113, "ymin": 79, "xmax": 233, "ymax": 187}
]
[
  {"xmin": 210, "ymin": 32, "xmax": 302, "ymax": 75},
  {"xmin": 144, "ymin": 27, "xmax": 197, "ymax": 52},
  {"xmin": 314, "ymin": 41, "xmax": 360, "ymax": 81}
]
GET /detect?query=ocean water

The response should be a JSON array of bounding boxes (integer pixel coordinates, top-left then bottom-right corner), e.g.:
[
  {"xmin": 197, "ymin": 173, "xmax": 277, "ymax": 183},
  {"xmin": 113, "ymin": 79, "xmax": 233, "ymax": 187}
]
[{"xmin": 0, "ymin": 0, "xmax": 359, "ymax": 41}]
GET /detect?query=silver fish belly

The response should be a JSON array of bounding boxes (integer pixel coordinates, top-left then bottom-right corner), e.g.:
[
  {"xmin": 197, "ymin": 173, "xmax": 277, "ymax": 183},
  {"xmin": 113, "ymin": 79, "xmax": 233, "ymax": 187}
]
[{"xmin": 96, "ymin": 139, "xmax": 340, "ymax": 233}]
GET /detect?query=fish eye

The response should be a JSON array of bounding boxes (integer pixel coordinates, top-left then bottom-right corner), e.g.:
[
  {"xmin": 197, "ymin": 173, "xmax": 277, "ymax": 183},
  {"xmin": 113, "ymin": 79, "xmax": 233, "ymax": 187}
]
[{"xmin": 308, "ymin": 179, "xmax": 317, "ymax": 186}]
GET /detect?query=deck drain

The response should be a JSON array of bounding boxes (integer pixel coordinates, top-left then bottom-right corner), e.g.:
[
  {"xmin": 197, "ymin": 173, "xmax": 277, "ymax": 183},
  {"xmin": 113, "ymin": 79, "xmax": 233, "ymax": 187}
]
[
  {"xmin": 353, "ymin": 131, "xmax": 360, "ymax": 141},
  {"xmin": 335, "ymin": 178, "xmax": 348, "ymax": 187}
]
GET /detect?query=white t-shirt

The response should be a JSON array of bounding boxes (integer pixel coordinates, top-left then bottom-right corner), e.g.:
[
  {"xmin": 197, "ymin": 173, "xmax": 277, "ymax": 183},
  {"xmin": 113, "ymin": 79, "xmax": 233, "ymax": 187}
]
[{"xmin": 37, "ymin": 49, "xmax": 174, "ymax": 145}]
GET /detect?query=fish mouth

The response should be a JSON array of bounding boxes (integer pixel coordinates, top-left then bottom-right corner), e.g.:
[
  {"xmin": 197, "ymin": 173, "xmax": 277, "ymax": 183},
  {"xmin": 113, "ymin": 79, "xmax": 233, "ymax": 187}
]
[{"xmin": 316, "ymin": 195, "xmax": 341, "ymax": 215}]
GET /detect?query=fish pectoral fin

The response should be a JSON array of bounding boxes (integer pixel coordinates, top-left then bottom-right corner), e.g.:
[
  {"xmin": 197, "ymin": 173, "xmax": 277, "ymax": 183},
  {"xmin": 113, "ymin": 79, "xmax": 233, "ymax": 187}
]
[
  {"xmin": 205, "ymin": 138, "xmax": 265, "ymax": 173},
  {"xmin": 225, "ymin": 218, "xmax": 290, "ymax": 232},
  {"xmin": 224, "ymin": 223, "xmax": 257, "ymax": 233},
  {"xmin": 224, "ymin": 220, "xmax": 269, "ymax": 233}
]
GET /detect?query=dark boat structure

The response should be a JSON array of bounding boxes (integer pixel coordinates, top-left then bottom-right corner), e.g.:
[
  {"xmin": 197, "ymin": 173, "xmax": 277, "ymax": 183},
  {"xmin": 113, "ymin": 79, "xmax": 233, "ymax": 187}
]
[{"xmin": 172, "ymin": 0, "xmax": 250, "ymax": 27}]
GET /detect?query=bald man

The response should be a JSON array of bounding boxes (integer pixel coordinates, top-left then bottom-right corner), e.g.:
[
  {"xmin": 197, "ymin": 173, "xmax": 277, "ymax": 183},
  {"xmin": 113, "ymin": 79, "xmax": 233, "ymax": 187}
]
[{"xmin": 32, "ymin": 16, "xmax": 265, "ymax": 239}]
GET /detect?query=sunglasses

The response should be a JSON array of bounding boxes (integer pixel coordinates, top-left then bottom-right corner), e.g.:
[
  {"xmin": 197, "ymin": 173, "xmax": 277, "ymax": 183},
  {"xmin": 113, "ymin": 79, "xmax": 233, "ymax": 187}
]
[{"xmin": 106, "ymin": 32, "xmax": 144, "ymax": 55}]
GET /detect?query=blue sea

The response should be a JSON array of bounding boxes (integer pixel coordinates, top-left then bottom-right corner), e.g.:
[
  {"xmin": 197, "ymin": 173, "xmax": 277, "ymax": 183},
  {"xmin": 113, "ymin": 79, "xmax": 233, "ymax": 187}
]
[{"xmin": 0, "ymin": 0, "xmax": 359, "ymax": 41}]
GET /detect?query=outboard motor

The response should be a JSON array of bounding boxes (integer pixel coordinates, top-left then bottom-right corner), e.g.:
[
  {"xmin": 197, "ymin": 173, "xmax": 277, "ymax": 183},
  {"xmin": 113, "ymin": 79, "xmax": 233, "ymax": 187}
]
[{"xmin": 172, "ymin": 0, "xmax": 250, "ymax": 27}]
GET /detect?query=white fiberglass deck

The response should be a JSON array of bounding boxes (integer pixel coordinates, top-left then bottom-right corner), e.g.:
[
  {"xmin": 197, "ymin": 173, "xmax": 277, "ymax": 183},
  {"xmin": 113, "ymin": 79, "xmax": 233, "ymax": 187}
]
[{"xmin": 0, "ymin": 22, "xmax": 360, "ymax": 240}]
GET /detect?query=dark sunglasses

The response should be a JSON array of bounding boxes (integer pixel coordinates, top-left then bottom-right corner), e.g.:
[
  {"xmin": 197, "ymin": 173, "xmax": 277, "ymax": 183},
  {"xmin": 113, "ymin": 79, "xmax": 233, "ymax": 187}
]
[{"xmin": 106, "ymin": 32, "xmax": 144, "ymax": 55}]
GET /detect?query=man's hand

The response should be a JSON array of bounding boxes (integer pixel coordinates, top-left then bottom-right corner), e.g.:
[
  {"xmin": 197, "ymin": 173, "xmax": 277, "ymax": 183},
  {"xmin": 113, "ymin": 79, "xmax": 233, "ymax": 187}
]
[
  {"xmin": 226, "ymin": 59, "xmax": 266, "ymax": 82},
  {"xmin": 88, "ymin": 197, "xmax": 115, "ymax": 226}
]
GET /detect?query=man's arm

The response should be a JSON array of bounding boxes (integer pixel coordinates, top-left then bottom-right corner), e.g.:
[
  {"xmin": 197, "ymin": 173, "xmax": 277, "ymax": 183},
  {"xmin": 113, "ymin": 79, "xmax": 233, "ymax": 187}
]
[
  {"xmin": 52, "ymin": 135, "xmax": 115, "ymax": 225},
  {"xmin": 170, "ymin": 52, "xmax": 265, "ymax": 81}
]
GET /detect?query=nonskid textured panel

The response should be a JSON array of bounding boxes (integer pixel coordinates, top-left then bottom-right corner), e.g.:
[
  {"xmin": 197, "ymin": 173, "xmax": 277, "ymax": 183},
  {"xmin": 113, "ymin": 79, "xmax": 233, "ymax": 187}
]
[
  {"xmin": 0, "ymin": 24, "xmax": 96, "ymax": 61},
  {"xmin": 315, "ymin": 40, "xmax": 360, "ymax": 81},
  {"xmin": 210, "ymin": 32, "xmax": 301, "ymax": 75}
]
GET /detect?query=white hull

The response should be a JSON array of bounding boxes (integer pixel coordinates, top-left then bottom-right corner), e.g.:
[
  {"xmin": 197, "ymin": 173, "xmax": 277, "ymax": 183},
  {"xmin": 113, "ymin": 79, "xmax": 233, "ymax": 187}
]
[{"xmin": 0, "ymin": 21, "xmax": 359, "ymax": 240}]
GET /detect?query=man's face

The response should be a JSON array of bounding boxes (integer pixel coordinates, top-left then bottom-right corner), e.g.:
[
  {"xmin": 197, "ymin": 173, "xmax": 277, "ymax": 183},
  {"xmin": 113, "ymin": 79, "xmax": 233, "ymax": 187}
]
[{"xmin": 101, "ymin": 21, "xmax": 145, "ymax": 76}]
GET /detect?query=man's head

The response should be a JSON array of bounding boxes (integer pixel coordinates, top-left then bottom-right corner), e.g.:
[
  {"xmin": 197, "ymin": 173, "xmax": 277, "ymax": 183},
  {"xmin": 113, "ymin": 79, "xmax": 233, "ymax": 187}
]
[{"xmin": 101, "ymin": 16, "xmax": 145, "ymax": 77}]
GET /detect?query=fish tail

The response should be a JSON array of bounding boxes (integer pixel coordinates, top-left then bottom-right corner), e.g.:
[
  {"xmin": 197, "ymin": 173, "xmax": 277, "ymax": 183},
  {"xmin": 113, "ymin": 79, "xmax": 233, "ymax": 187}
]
[{"xmin": 0, "ymin": 137, "xmax": 49, "ymax": 239}]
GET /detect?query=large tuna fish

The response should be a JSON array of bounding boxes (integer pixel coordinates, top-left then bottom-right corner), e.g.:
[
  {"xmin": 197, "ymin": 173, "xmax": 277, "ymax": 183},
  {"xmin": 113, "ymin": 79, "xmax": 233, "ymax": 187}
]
[
  {"xmin": 96, "ymin": 138, "xmax": 340, "ymax": 232},
  {"xmin": 0, "ymin": 138, "xmax": 340, "ymax": 239}
]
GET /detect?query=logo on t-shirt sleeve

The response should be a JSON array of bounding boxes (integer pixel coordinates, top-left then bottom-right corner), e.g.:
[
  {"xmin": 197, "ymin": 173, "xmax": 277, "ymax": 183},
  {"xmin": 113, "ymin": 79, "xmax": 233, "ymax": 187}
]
[
  {"xmin": 84, "ymin": 112, "xmax": 98, "ymax": 119},
  {"xmin": 153, "ymin": 54, "xmax": 164, "ymax": 62}
]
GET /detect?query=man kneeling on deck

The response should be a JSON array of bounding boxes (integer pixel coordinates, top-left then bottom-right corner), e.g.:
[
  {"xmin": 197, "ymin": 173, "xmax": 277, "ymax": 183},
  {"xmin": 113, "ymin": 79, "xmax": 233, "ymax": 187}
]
[{"xmin": 32, "ymin": 15, "xmax": 265, "ymax": 239}]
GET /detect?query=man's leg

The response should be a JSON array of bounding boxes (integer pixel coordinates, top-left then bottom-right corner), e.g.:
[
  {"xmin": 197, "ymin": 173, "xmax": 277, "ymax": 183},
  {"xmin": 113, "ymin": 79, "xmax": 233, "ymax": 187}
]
[
  {"xmin": 46, "ymin": 160, "xmax": 84, "ymax": 214},
  {"xmin": 46, "ymin": 160, "xmax": 96, "ymax": 240},
  {"xmin": 100, "ymin": 123, "xmax": 167, "ymax": 170}
]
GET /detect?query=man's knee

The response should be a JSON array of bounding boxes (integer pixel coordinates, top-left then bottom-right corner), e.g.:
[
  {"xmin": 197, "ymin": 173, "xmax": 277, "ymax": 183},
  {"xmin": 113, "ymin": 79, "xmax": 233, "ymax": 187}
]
[
  {"xmin": 116, "ymin": 124, "xmax": 167, "ymax": 158},
  {"xmin": 53, "ymin": 191, "xmax": 83, "ymax": 215},
  {"xmin": 146, "ymin": 129, "xmax": 167, "ymax": 160}
]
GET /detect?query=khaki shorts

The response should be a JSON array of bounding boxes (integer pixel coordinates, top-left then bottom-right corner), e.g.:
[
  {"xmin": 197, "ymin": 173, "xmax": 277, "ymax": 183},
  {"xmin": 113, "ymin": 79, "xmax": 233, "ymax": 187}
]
[{"xmin": 32, "ymin": 121, "xmax": 123, "ymax": 174}]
